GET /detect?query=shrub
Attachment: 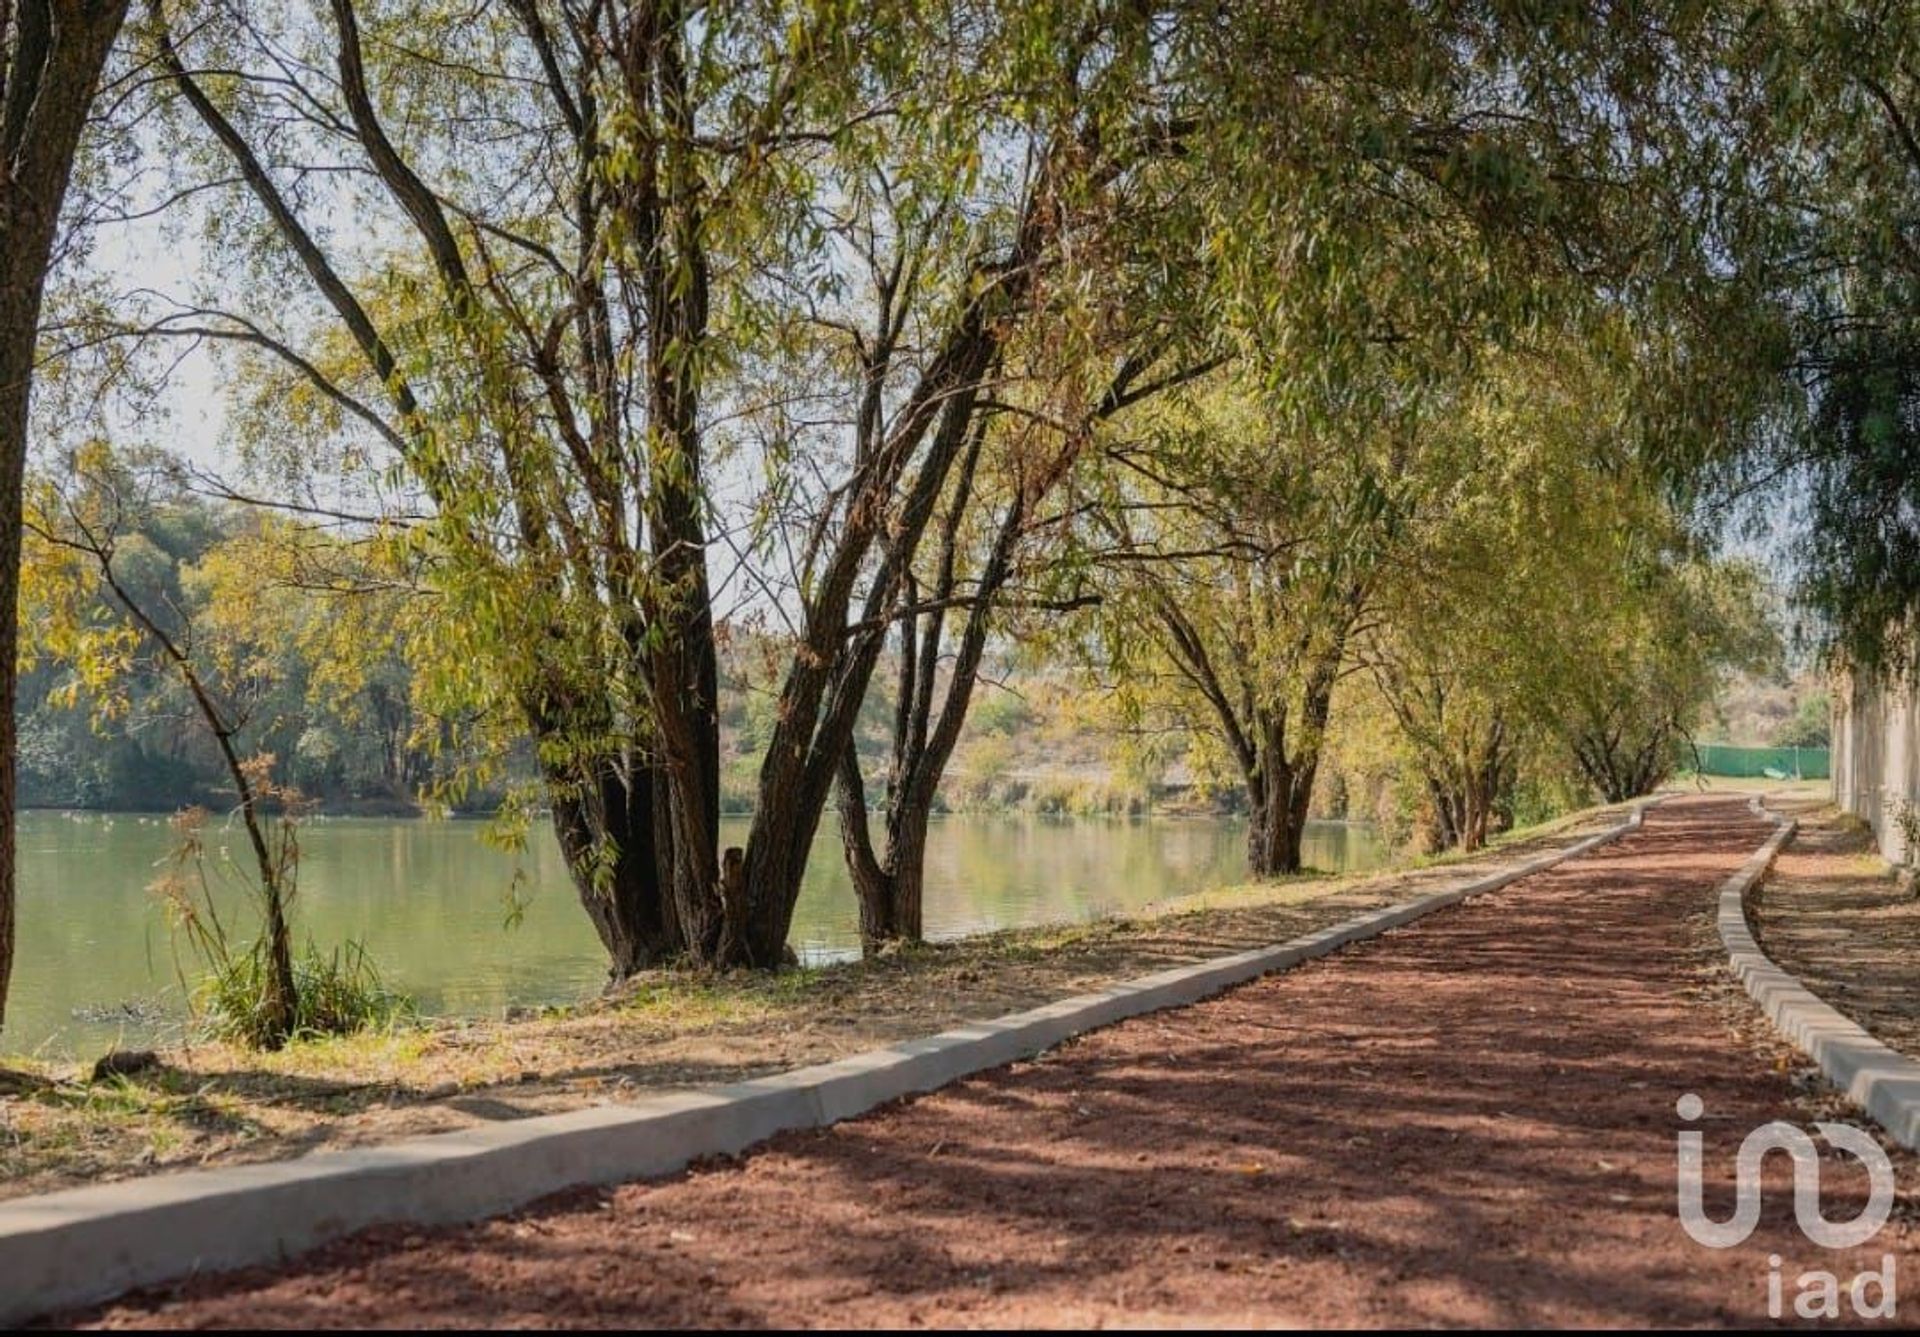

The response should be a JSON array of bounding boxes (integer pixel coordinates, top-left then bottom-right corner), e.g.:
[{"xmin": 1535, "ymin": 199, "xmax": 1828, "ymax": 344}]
[
  {"xmin": 195, "ymin": 938, "xmax": 411, "ymax": 1048},
  {"xmin": 1026, "ymin": 774, "xmax": 1148, "ymax": 817},
  {"xmin": 971, "ymin": 692, "xmax": 1036, "ymax": 737}
]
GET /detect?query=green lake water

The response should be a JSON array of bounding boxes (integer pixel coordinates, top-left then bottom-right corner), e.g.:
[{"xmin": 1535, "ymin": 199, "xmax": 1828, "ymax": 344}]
[{"xmin": 9, "ymin": 810, "xmax": 1385, "ymax": 1057}]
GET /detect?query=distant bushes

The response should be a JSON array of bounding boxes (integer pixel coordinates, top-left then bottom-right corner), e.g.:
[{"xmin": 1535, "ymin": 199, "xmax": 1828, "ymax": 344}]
[{"xmin": 940, "ymin": 767, "xmax": 1150, "ymax": 818}]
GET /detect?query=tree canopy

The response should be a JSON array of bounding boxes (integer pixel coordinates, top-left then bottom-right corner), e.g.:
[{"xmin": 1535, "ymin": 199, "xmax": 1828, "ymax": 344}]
[{"xmin": 4, "ymin": 0, "xmax": 1843, "ymax": 1018}]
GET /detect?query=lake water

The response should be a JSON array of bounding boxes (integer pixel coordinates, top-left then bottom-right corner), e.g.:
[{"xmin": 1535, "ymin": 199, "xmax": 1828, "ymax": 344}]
[{"xmin": 7, "ymin": 810, "xmax": 1385, "ymax": 1056}]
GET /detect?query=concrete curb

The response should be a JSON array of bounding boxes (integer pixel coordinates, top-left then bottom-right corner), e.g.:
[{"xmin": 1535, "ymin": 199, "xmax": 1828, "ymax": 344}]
[
  {"xmin": 1721, "ymin": 796, "xmax": 1920, "ymax": 1152},
  {"xmin": 0, "ymin": 798, "xmax": 1658, "ymax": 1323}
]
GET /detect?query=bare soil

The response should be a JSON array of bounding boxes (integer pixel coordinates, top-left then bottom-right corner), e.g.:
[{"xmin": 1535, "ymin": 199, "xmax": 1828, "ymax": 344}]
[
  {"xmin": 67, "ymin": 796, "xmax": 1920, "ymax": 1329},
  {"xmin": 0, "ymin": 805, "xmax": 1624, "ymax": 1202},
  {"xmin": 1752, "ymin": 799, "xmax": 1920, "ymax": 1058}
]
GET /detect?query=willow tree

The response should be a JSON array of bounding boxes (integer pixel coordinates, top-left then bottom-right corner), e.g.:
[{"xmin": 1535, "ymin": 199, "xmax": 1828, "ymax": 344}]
[
  {"xmin": 1521, "ymin": 518, "xmax": 1775, "ymax": 803},
  {"xmin": 0, "ymin": 0, "xmax": 130, "ymax": 1033},
  {"xmin": 1505, "ymin": 346, "xmax": 1776, "ymax": 806},
  {"xmin": 1364, "ymin": 469, "xmax": 1545, "ymax": 853},
  {"xmin": 830, "ymin": 330, "xmax": 1210, "ymax": 949},
  {"xmin": 1081, "ymin": 391, "xmax": 1364, "ymax": 874},
  {"xmin": 1364, "ymin": 334, "xmax": 1775, "ymax": 844},
  {"xmin": 702, "ymin": 7, "xmax": 1217, "ymax": 965},
  {"xmin": 830, "ymin": 371, "xmax": 1100, "ymax": 950},
  {"xmin": 121, "ymin": 0, "xmax": 1214, "ymax": 970},
  {"xmin": 1357, "ymin": 340, "xmax": 1625, "ymax": 850},
  {"xmin": 833, "ymin": 0, "xmax": 1754, "ymax": 919},
  {"xmin": 1680, "ymin": 2, "xmax": 1920, "ymax": 676}
]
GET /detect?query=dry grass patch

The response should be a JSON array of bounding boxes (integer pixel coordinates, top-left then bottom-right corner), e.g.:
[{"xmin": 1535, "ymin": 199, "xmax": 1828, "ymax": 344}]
[{"xmin": 1751, "ymin": 799, "xmax": 1920, "ymax": 1058}]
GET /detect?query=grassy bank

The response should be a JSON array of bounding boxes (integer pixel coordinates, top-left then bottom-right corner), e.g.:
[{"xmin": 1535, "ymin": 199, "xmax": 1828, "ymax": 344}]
[
  {"xmin": 0, "ymin": 797, "xmax": 1633, "ymax": 1201},
  {"xmin": 1670, "ymin": 773, "xmax": 1829, "ymax": 799}
]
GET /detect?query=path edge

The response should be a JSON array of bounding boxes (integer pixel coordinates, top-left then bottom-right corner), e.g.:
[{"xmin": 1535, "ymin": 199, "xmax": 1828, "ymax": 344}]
[
  {"xmin": 0, "ymin": 798, "xmax": 1658, "ymax": 1324},
  {"xmin": 1722, "ymin": 796, "xmax": 1920, "ymax": 1152}
]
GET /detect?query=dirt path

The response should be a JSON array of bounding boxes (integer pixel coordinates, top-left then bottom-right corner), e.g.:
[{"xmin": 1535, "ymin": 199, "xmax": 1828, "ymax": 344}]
[
  {"xmin": 2, "ymin": 802, "xmax": 1630, "ymax": 1204},
  {"xmin": 71, "ymin": 796, "xmax": 1920, "ymax": 1328}
]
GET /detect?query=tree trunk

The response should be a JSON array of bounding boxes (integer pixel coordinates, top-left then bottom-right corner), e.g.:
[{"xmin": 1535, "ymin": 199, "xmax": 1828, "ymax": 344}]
[
  {"xmin": 848, "ymin": 851, "xmax": 896, "ymax": 949},
  {"xmin": 1425, "ymin": 778, "xmax": 1494, "ymax": 853},
  {"xmin": 1460, "ymin": 782, "xmax": 1493, "ymax": 852},
  {"xmin": 836, "ymin": 725, "xmax": 936, "ymax": 955},
  {"xmin": 647, "ymin": 695, "xmax": 723, "ymax": 963},
  {"xmin": 737, "ymin": 782, "xmax": 814, "ymax": 967},
  {"xmin": 880, "ymin": 811, "xmax": 930, "ymax": 944},
  {"xmin": 1245, "ymin": 749, "xmax": 1319, "ymax": 876},
  {"xmin": 1422, "ymin": 778, "xmax": 1457, "ymax": 853},
  {"xmin": 1242, "ymin": 670, "xmax": 1334, "ymax": 878},
  {"xmin": 841, "ymin": 813, "xmax": 931, "ymax": 954},
  {"xmin": 1574, "ymin": 719, "xmax": 1672, "ymax": 803},
  {"xmin": 1430, "ymin": 722, "xmax": 1511, "ymax": 854},
  {"xmin": 1246, "ymin": 776, "xmax": 1287, "ymax": 875},
  {"xmin": 1247, "ymin": 789, "xmax": 1305, "ymax": 875},
  {"xmin": 835, "ymin": 740, "xmax": 893, "ymax": 947},
  {"xmin": 0, "ymin": 0, "xmax": 135, "ymax": 1034},
  {"xmin": 250, "ymin": 816, "xmax": 298, "ymax": 1047},
  {"xmin": 0, "ymin": 256, "xmax": 29, "ymax": 1037},
  {"xmin": 546, "ymin": 756, "xmax": 681, "ymax": 976}
]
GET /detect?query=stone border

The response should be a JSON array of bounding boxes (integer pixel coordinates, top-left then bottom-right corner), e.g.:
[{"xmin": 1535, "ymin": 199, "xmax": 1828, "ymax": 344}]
[
  {"xmin": 0, "ymin": 799, "xmax": 1658, "ymax": 1324},
  {"xmin": 1721, "ymin": 796, "xmax": 1920, "ymax": 1152}
]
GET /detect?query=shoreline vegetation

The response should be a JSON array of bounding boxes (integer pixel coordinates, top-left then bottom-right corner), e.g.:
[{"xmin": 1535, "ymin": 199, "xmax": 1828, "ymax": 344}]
[
  {"xmin": 0, "ymin": 797, "xmax": 1630, "ymax": 1202},
  {"xmin": 13, "ymin": 769, "xmax": 1302, "ymax": 823},
  {"xmin": 14, "ymin": 789, "xmax": 1380, "ymax": 822},
  {"xmin": 14, "ymin": 773, "xmax": 1211, "ymax": 822}
]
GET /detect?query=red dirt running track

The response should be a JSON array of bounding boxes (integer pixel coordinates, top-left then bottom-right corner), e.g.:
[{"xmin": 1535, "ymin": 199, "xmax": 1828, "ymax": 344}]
[{"xmin": 71, "ymin": 796, "xmax": 1920, "ymax": 1327}]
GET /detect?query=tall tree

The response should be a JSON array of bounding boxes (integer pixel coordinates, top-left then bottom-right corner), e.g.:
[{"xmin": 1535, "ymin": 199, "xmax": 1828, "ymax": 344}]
[
  {"xmin": 1085, "ymin": 381, "xmax": 1442, "ymax": 876},
  {"xmin": 0, "ymin": 0, "xmax": 130, "ymax": 1033},
  {"xmin": 123, "ymin": 0, "xmax": 1186, "ymax": 970},
  {"xmin": 1647, "ymin": 2, "xmax": 1919, "ymax": 671},
  {"xmin": 830, "ymin": 337, "xmax": 1177, "ymax": 948},
  {"xmin": 837, "ymin": 0, "xmax": 1751, "ymax": 912}
]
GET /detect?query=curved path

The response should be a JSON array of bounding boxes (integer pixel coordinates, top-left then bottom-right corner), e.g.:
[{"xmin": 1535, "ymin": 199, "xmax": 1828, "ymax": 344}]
[{"xmin": 75, "ymin": 796, "xmax": 1920, "ymax": 1327}]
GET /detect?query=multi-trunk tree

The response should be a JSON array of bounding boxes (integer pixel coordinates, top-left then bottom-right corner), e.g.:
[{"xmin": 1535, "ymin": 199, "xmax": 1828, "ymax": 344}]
[
  {"xmin": 830, "ymin": 325, "xmax": 1218, "ymax": 948},
  {"xmin": 123, "ymin": 0, "xmax": 1205, "ymax": 970}
]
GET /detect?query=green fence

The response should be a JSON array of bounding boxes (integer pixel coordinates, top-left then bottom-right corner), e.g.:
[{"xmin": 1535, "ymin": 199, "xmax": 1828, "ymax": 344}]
[{"xmin": 1691, "ymin": 743, "xmax": 1831, "ymax": 780}]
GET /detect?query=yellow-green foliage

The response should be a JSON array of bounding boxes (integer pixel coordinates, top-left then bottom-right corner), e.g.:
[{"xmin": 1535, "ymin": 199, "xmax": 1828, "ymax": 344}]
[{"xmin": 194, "ymin": 939, "xmax": 412, "ymax": 1050}]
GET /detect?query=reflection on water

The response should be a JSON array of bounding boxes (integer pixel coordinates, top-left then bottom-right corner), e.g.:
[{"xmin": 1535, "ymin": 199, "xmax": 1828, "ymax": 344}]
[{"xmin": 9, "ymin": 810, "xmax": 1384, "ymax": 1056}]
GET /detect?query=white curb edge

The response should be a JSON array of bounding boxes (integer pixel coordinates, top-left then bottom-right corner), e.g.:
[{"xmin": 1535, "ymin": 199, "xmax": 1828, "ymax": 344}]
[
  {"xmin": 0, "ymin": 798, "xmax": 1659, "ymax": 1323},
  {"xmin": 1721, "ymin": 796, "xmax": 1920, "ymax": 1153}
]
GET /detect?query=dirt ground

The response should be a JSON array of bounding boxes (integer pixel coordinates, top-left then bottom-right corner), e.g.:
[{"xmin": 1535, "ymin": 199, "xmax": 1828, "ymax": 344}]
[
  {"xmin": 1752, "ymin": 799, "xmax": 1920, "ymax": 1058},
  {"xmin": 65, "ymin": 795, "xmax": 1919, "ymax": 1329},
  {"xmin": 0, "ymin": 804, "xmax": 1628, "ymax": 1202}
]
